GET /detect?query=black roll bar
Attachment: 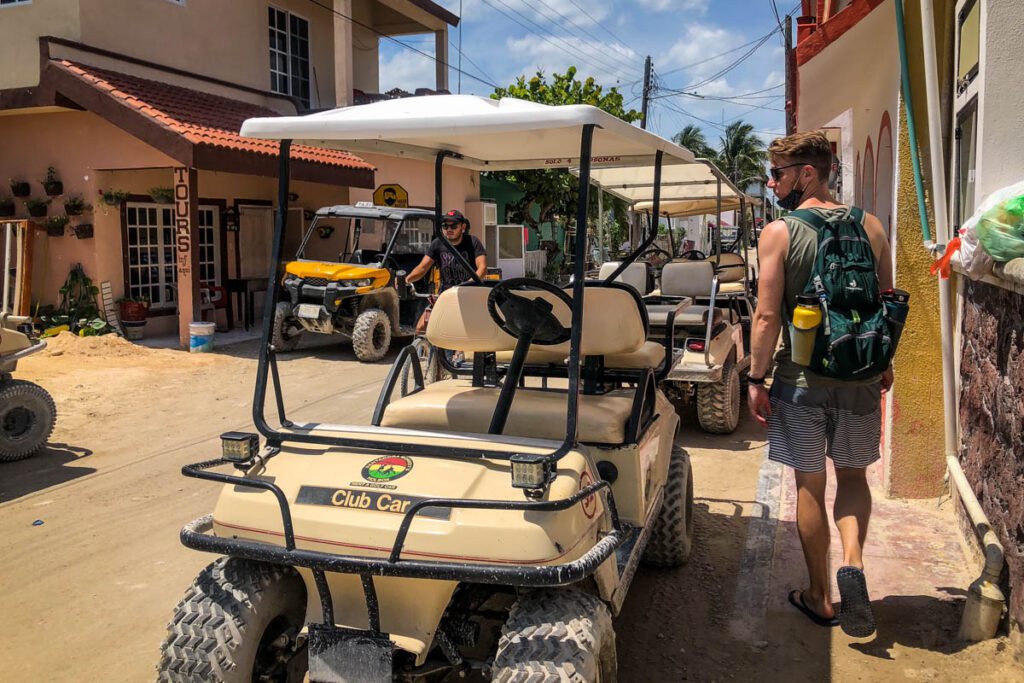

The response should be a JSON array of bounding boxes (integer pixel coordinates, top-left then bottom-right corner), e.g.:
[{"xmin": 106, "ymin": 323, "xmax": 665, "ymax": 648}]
[{"xmin": 605, "ymin": 150, "xmax": 663, "ymax": 283}]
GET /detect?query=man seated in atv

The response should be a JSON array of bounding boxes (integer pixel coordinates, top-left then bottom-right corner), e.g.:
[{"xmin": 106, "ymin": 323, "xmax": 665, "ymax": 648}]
[{"xmin": 404, "ymin": 209, "xmax": 488, "ymax": 333}]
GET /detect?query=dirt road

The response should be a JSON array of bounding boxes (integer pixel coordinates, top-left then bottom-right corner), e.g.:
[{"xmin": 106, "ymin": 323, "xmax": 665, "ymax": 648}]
[{"xmin": 1, "ymin": 335, "xmax": 1020, "ymax": 681}]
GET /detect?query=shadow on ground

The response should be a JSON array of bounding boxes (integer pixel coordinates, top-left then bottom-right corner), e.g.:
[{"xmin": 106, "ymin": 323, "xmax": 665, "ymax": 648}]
[
  {"xmin": 0, "ymin": 442, "xmax": 95, "ymax": 503},
  {"xmin": 848, "ymin": 590, "xmax": 969, "ymax": 660}
]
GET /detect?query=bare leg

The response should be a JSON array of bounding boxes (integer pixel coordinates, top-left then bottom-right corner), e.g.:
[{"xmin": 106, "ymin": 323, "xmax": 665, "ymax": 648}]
[
  {"xmin": 794, "ymin": 469, "xmax": 834, "ymax": 619},
  {"xmin": 833, "ymin": 466, "xmax": 871, "ymax": 570}
]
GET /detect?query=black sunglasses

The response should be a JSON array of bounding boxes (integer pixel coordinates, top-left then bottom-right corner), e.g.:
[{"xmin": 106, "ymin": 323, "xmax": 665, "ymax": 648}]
[
  {"xmin": 769, "ymin": 163, "xmax": 809, "ymax": 181},
  {"xmin": 441, "ymin": 222, "xmax": 461, "ymax": 230}
]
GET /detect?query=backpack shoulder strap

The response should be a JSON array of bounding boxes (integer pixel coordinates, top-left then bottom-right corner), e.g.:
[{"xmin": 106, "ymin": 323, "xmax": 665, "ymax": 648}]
[{"xmin": 784, "ymin": 208, "xmax": 828, "ymax": 233}]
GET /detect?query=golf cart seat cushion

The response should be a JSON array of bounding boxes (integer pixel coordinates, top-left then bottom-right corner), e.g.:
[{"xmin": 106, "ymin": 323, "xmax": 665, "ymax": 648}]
[
  {"xmin": 708, "ymin": 253, "xmax": 746, "ymax": 283},
  {"xmin": 650, "ymin": 305, "xmax": 723, "ymax": 328},
  {"xmin": 379, "ymin": 380, "xmax": 635, "ymax": 444},
  {"xmin": 661, "ymin": 261, "xmax": 715, "ymax": 298},
  {"xmin": 597, "ymin": 262, "xmax": 649, "ymax": 295},
  {"xmin": 426, "ymin": 285, "xmax": 647, "ymax": 356},
  {"xmin": 718, "ymin": 281, "xmax": 746, "ymax": 294},
  {"xmin": 491, "ymin": 339, "xmax": 666, "ymax": 369}
]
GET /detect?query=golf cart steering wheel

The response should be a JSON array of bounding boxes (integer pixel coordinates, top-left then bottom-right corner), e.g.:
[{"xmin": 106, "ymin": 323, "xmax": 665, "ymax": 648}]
[
  {"xmin": 679, "ymin": 249, "xmax": 707, "ymax": 261},
  {"xmin": 487, "ymin": 278, "xmax": 572, "ymax": 346},
  {"xmin": 641, "ymin": 246, "xmax": 673, "ymax": 262}
]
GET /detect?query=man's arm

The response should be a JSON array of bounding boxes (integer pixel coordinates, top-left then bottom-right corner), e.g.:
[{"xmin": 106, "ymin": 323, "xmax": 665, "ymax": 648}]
[
  {"xmin": 748, "ymin": 219, "xmax": 789, "ymax": 426},
  {"xmin": 405, "ymin": 254, "xmax": 435, "ymax": 284},
  {"xmin": 474, "ymin": 254, "xmax": 488, "ymax": 278}
]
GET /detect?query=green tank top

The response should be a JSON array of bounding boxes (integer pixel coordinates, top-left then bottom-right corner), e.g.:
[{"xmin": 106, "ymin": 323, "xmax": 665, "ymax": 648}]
[{"xmin": 773, "ymin": 206, "xmax": 880, "ymax": 388}]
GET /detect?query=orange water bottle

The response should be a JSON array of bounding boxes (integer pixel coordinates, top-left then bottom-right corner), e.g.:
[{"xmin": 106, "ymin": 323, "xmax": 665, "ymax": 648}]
[{"xmin": 791, "ymin": 295, "xmax": 822, "ymax": 366}]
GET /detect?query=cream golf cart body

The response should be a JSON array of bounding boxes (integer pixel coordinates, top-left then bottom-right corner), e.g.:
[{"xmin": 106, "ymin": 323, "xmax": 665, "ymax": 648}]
[
  {"xmin": 160, "ymin": 96, "xmax": 700, "ymax": 683},
  {"xmin": 584, "ymin": 164, "xmax": 758, "ymax": 434}
]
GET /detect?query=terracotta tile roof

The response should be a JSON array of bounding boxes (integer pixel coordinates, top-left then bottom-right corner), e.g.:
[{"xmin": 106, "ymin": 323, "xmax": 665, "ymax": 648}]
[{"xmin": 53, "ymin": 60, "xmax": 374, "ymax": 173}]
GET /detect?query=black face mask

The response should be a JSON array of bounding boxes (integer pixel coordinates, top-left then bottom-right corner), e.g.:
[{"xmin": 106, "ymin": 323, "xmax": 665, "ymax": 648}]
[{"xmin": 777, "ymin": 179, "xmax": 806, "ymax": 211}]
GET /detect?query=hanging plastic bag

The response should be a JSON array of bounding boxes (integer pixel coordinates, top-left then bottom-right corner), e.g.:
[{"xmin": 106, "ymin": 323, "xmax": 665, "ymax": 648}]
[
  {"xmin": 975, "ymin": 193, "xmax": 1024, "ymax": 262},
  {"xmin": 957, "ymin": 180, "xmax": 1024, "ymax": 276}
]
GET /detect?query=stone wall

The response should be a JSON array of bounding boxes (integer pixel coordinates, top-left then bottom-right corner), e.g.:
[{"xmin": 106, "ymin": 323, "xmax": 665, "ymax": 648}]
[{"xmin": 959, "ymin": 279, "xmax": 1024, "ymax": 629}]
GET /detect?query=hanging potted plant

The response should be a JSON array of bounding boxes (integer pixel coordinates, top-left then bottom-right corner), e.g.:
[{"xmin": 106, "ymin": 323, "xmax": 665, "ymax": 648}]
[
  {"xmin": 10, "ymin": 178, "xmax": 30, "ymax": 198},
  {"xmin": 100, "ymin": 189, "xmax": 130, "ymax": 207},
  {"xmin": 0, "ymin": 197, "xmax": 14, "ymax": 218},
  {"xmin": 41, "ymin": 166, "xmax": 63, "ymax": 196},
  {"xmin": 64, "ymin": 194, "xmax": 89, "ymax": 216},
  {"xmin": 149, "ymin": 186, "xmax": 174, "ymax": 204},
  {"xmin": 26, "ymin": 197, "xmax": 50, "ymax": 218},
  {"xmin": 44, "ymin": 214, "xmax": 69, "ymax": 237},
  {"xmin": 73, "ymin": 222, "xmax": 94, "ymax": 239}
]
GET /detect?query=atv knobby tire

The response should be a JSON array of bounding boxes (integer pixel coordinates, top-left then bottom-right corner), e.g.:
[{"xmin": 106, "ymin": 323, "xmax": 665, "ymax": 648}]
[
  {"xmin": 0, "ymin": 379, "xmax": 56, "ymax": 462},
  {"xmin": 399, "ymin": 337, "xmax": 442, "ymax": 396},
  {"xmin": 642, "ymin": 445, "xmax": 694, "ymax": 567},
  {"xmin": 492, "ymin": 588, "xmax": 616, "ymax": 683},
  {"xmin": 272, "ymin": 302, "xmax": 302, "ymax": 352},
  {"xmin": 157, "ymin": 557, "xmax": 307, "ymax": 683},
  {"xmin": 696, "ymin": 355, "xmax": 741, "ymax": 434},
  {"xmin": 351, "ymin": 308, "xmax": 391, "ymax": 362}
]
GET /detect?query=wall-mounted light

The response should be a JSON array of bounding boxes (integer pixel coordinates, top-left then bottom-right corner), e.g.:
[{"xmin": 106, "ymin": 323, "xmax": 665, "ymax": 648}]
[
  {"xmin": 222, "ymin": 206, "xmax": 240, "ymax": 231},
  {"xmin": 287, "ymin": 192, "xmax": 300, "ymax": 202}
]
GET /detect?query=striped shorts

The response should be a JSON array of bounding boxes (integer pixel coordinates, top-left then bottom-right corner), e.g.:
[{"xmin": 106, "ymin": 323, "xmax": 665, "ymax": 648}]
[{"xmin": 767, "ymin": 381, "xmax": 882, "ymax": 473}]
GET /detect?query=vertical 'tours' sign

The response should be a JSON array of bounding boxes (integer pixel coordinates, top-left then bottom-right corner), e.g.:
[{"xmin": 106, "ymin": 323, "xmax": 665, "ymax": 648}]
[{"xmin": 173, "ymin": 167, "xmax": 192, "ymax": 276}]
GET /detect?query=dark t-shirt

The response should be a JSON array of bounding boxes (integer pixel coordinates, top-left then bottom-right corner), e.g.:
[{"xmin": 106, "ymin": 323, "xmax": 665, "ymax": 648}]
[{"xmin": 428, "ymin": 235, "xmax": 486, "ymax": 291}]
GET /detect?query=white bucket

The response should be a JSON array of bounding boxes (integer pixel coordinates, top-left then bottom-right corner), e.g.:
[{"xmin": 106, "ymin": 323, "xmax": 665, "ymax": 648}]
[
  {"xmin": 122, "ymin": 319, "xmax": 145, "ymax": 341},
  {"xmin": 189, "ymin": 321, "xmax": 216, "ymax": 353}
]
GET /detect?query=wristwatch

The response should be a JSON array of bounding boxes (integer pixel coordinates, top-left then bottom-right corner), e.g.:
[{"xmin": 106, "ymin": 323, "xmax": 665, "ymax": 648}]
[{"xmin": 748, "ymin": 375, "xmax": 767, "ymax": 386}]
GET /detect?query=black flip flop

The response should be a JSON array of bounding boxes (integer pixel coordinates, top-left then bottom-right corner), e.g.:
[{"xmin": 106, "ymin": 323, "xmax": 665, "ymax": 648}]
[
  {"xmin": 787, "ymin": 589, "xmax": 839, "ymax": 627},
  {"xmin": 836, "ymin": 566, "xmax": 876, "ymax": 637}
]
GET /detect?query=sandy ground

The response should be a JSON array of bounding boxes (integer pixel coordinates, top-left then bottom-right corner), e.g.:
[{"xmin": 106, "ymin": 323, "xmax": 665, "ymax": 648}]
[{"xmin": 1, "ymin": 334, "xmax": 1021, "ymax": 681}]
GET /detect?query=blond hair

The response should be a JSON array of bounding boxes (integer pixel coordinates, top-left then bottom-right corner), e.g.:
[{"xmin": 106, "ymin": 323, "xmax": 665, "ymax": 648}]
[{"xmin": 768, "ymin": 131, "xmax": 832, "ymax": 179}]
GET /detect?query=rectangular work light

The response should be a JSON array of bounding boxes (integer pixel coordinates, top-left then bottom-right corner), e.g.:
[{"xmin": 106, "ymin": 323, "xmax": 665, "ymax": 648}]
[
  {"xmin": 510, "ymin": 453, "xmax": 552, "ymax": 490},
  {"xmin": 221, "ymin": 431, "xmax": 259, "ymax": 463}
]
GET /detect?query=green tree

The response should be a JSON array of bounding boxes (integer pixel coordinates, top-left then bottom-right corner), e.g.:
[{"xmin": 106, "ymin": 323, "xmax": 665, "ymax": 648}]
[
  {"xmin": 715, "ymin": 120, "xmax": 768, "ymax": 187},
  {"xmin": 672, "ymin": 124, "xmax": 715, "ymax": 159},
  {"xmin": 490, "ymin": 68, "xmax": 641, "ymax": 258}
]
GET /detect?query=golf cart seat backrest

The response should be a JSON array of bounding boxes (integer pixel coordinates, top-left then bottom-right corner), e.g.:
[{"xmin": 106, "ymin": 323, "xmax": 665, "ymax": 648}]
[
  {"xmin": 708, "ymin": 252, "xmax": 746, "ymax": 283},
  {"xmin": 661, "ymin": 261, "xmax": 715, "ymax": 299},
  {"xmin": 425, "ymin": 284, "xmax": 647, "ymax": 357},
  {"xmin": 598, "ymin": 262, "xmax": 649, "ymax": 295}
]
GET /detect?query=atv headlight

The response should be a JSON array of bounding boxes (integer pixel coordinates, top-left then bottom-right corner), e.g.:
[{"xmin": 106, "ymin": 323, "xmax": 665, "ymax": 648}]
[
  {"xmin": 510, "ymin": 454, "xmax": 552, "ymax": 490},
  {"xmin": 344, "ymin": 278, "xmax": 374, "ymax": 288},
  {"xmin": 221, "ymin": 431, "xmax": 259, "ymax": 463}
]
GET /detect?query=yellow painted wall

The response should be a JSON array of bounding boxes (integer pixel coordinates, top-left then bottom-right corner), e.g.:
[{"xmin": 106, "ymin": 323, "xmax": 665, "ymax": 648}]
[{"xmin": 0, "ymin": 0, "xmax": 80, "ymax": 90}]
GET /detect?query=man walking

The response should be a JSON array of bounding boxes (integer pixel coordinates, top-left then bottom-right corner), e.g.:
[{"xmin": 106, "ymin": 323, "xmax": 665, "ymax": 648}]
[{"xmin": 748, "ymin": 131, "xmax": 893, "ymax": 637}]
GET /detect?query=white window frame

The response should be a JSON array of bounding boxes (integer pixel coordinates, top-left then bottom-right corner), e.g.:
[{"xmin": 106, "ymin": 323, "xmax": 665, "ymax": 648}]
[
  {"xmin": 125, "ymin": 203, "xmax": 220, "ymax": 310},
  {"xmin": 268, "ymin": 5, "xmax": 312, "ymax": 109},
  {"xmin": 0, "ymin": 0, "xmax": 33, "ymax": 8}
]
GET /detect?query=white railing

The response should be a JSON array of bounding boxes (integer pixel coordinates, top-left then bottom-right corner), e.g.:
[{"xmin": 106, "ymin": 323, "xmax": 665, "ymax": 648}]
[{"xmin": 525, "ymin": 249, "xmax": 547, "ymax": 278}]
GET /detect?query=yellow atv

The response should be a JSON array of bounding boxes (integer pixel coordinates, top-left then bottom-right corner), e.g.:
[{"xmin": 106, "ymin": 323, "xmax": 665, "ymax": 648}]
[
  {"xmin": 1, "ymin": 310, "xmax": 56, "ymax": 463},
  {"xmin": 160, "ymin": 96, "xmax": 699, "ymax": 682},
  {"xmin": 274, "ymin": 205, "xmax": 436, "ymax": 361}
]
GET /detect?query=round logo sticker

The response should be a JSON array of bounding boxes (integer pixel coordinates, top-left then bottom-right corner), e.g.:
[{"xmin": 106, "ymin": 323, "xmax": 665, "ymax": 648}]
[
  {"xmin": 361, "ymin": 456, "xmax": 413, "ymax": 483},
  {"xmin": 579, "ymin": 471, "xmax": 597, "ymax": 519}
]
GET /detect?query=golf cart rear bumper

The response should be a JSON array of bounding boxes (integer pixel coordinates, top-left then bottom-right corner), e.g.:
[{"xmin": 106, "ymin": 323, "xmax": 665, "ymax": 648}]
[
  {"xmin": 181, "ymin": 513, "xmax": 624, "ymax": 586},
  {"xmin": 0, "ymin": 340, "xmax": 45, "ymax": 374}
]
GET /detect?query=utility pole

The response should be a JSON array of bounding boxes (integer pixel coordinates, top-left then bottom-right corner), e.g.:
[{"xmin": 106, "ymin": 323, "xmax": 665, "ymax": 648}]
[
  {"xmin": 784, "ymin": 14, "xmax": 795, "ymax": 134},
  {"xmin": 640, "ymin": 55, "xmax": 652, "ymax": 130},
  {"xmin": 457, "ymin": 0, "xmax": 463, "ymax": 94}
]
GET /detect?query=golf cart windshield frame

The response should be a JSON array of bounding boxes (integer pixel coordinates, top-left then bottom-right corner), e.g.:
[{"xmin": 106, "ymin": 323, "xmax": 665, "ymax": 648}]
[
  {"xmin": 295, "ymin": 207, "xmax": 435, "ymax": 264},
  {"xmin": 250, "ymin": 132, "xmax": 599, "ymax": 466}
]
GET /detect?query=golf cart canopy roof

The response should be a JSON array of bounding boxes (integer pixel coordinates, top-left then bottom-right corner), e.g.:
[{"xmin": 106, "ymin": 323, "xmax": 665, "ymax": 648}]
[
  {"xmin": 582, "ymin": 163, "xmax": 755, "ymax": 217},
  {"xmin": 240, "ymin": 95, "xmax": 696, "ymax": 171},
  {"xmin": 314, "ymin": 205, "xmax": 434, "ymax": 220}
]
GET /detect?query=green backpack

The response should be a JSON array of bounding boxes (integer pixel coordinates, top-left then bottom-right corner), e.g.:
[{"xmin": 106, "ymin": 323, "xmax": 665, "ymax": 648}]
[{"xmin": 786, "ymin": 207, "xmax": 893, "ymax": 381}]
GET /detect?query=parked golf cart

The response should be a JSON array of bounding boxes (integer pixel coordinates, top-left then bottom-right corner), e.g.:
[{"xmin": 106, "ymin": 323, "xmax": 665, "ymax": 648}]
[
  {"xmin": 1, "ymin": 222, "xmax": 56, "ymax": 461},
  {"xmin": 273, "ymin": 204, "xmax": 436, "ymax": 361},
  {"xmin": 158, "ymin": 95, "xmax": 698, "ymax": 682},
  {"xmin": 590, "ymin": 164, "xmax": 758, "ymax": 434}
]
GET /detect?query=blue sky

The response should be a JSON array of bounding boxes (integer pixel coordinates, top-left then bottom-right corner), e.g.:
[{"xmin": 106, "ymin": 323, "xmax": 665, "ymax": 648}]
[{"xmin": 378, "ymin": 0, "xmax": 795, "ymax": 145}]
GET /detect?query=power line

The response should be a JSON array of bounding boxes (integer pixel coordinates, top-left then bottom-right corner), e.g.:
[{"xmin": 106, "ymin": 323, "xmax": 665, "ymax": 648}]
[
  {"xmin": 657, "ymin": 26, "xmax": 781, "ymax": 78},
  {"xmin": 480, "ymin": 0, "xmax": 640, "ymax": 82},
  {"xmin": 530, "ymin": 0, "xmax": 639, "ymax": 74},
  {"xmin": 303, "ymin": 0, "xmax": 500, "ymax": 90},
  {"xmin": 563, "ymin": 0, "xmax": 631, "ymax": 47},
  {"xmin": 659, "ymin": 98, "xmax": 785, "ymax": 137},
  {"xmin": 677, "ymin": 30, "xmax": 777, "ymax": 91}
]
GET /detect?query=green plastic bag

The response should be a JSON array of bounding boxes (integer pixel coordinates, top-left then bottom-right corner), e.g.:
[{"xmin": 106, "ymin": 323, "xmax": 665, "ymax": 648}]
[{"xmin": 975, "ymin": 194, "xmax": 1024, "ymax": 262}]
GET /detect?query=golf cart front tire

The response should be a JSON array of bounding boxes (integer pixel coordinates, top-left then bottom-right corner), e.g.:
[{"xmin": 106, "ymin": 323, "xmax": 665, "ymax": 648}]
[
  {"xmin": 351, "ymin": 308, "xmax": 392, "ymax": 362},
  {"xmin": 696, "ymin": 356, "xmax": 741, "ymax": 434},
  {"xmin": 643, "ymin": 445, "xmax": 694, "ymax": 567},
  {"xmin": 492, "ymin": 588, "xmax": 616, "ymax": 683},
  {"xmin": 0, "ymin": 379, "xmax": 56, "ymax": 462},
  {"xmin": 272, "ymin": 302, "xmax": 302, "ymax": 352},
  {"xmin": 157, "ymin": 558, "xmax": 307, "ymax": 683}
]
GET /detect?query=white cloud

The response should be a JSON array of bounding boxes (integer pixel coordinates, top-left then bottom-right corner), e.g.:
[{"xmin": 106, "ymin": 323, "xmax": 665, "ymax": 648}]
[
  {"xmin": 636, "ymin": 0, "xmax": 708, "ymax": 13},
  {"xmin": 505, "ymin": 33, "xmax": 640, "ymax": 88},
  {"xmin": 379, "ymin": 49, "xmax": 438, "ymax": 93},
  {"xmin": 659, "ymin": 23, "xmax": 743, "ymax": 80},
  {"xmin": 437, "ymin": 0, "xmax": 613, "ymax": 28}
]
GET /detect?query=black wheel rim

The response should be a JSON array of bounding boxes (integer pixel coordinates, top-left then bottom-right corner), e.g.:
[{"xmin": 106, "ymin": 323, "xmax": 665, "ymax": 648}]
[
  {"xmin": 252, "ymin": 615, "xmax": 303, "ymax": 682},
  {"xmin": 2, "ymin": 406, "xmax": 33, "ymax": 440},
  {"xmin": 373, "ymin": 322, "xmax": 387, "ymax": 349}
]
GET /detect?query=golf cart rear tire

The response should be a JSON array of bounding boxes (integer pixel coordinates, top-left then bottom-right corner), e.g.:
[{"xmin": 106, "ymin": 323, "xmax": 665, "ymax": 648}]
[
  {"xmin": 157, "ymin": 558, "xmax": 307, "ymax": 683},
  {"xmin": 272, "ymin": 302, "xmax": 302, "ymax": 352},
  {"xmin": 492, "ymin": 588, "xmax": 616, "ymax": 683},
  {"xmin": 0, "ymin": 380, "xmax": 56, "ymax": 462},
  {"xmin": 696, "ymin": 356, "xmax": 741, "ymax": 434},
  {"xmin": 399, "ymin": 337, "xmax": 441, "ymax": 396},
  {"xmin": 642, "ymin": 445, "xmax": 694, "ymax": 567},
  {"xmin": 352, "ymin": 308, "xmax": 391, "ymax": 362}
]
